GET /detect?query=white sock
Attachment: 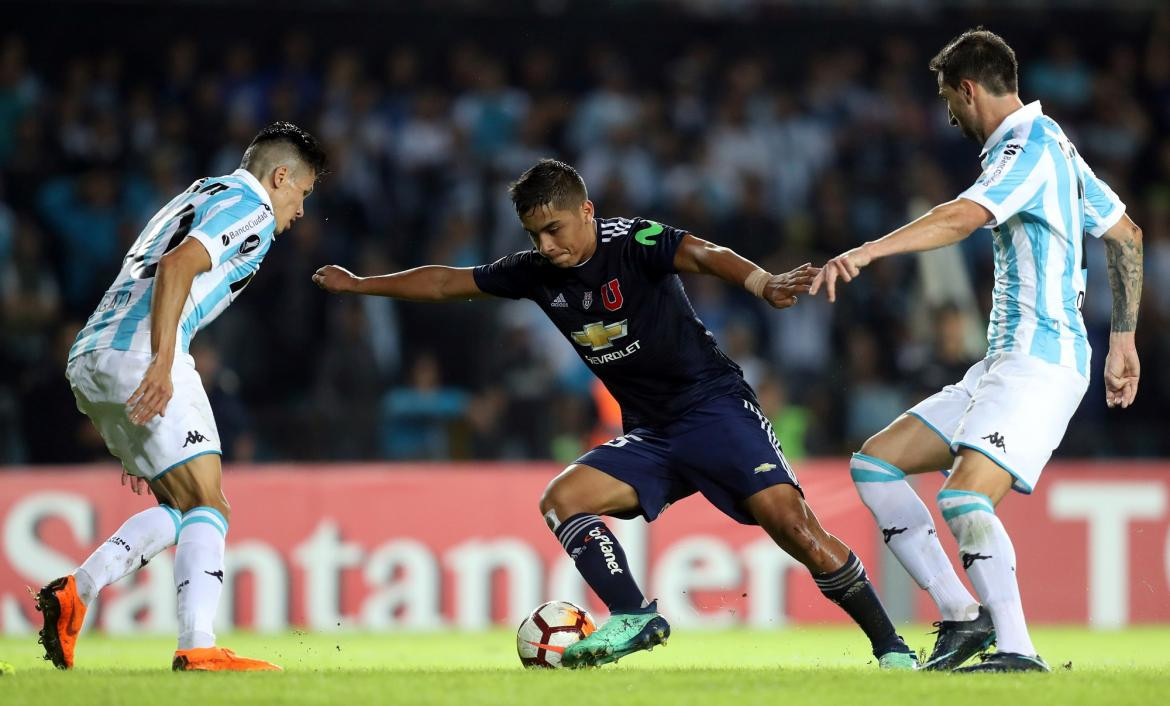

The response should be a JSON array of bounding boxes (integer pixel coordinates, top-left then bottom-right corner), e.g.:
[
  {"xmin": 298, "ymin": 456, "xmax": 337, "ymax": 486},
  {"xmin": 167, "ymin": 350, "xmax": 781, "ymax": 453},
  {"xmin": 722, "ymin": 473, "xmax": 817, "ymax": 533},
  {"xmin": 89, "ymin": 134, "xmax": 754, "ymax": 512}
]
[
  {"xmin": 74, "ymin": 505, "xmax": 182, "ymax": 604},
  {"xmin": 938, "ymin": 489, "xmax": 1035, "ymax": 656},
  {"xmin": 175, "ymin": 507, "xmax": 228, "ymax": 651},
  {"xmin": 851, "ymin": 454, "xmax": 979, "ymax": 621}
]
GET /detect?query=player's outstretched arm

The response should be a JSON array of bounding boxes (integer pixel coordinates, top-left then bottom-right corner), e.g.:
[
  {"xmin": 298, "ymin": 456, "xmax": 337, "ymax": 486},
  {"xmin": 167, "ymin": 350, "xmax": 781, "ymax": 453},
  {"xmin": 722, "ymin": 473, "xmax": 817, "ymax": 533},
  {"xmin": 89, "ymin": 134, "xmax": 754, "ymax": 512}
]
[
  {"xmin": 1102, "ymin": 214, "xmax": 1143, "ymax": 409},
  {"xmin": 313, "ymin": 264, "xmax": 490, "ymax": 301},
  {"xmin": 127, "ymin": 237, "xmax": 212, "ymax": 425},
  {"xmin": 672, "ymin": 234, "xmax": 820, "ymax": 310},
  {"xmin": 810, "ymin": 197, "xmax": 990, "ymax": 303}
]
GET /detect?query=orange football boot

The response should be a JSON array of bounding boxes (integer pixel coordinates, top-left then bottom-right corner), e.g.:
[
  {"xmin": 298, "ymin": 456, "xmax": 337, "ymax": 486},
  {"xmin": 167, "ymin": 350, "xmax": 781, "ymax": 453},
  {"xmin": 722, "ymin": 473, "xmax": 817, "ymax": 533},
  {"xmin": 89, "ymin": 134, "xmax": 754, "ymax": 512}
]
[
  {"xmin": 172, "ymin": 647, "xmax": 282, "ymax": 672},
  {"xmin": 33, "ymin": 575, "xmax": 87, "ymax": 669}
]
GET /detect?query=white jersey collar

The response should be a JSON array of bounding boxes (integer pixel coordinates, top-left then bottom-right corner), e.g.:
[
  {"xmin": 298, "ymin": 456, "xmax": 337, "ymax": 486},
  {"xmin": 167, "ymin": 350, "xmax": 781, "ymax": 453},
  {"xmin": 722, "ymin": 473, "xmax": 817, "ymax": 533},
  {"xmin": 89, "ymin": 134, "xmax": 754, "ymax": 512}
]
[
  {"xmin": 232, "ymin": 168, "xmax": 275, "ymax": 212},
  {"xmin": 980, "ymin": 100, "xmax": 1043, "ymax": 158}
]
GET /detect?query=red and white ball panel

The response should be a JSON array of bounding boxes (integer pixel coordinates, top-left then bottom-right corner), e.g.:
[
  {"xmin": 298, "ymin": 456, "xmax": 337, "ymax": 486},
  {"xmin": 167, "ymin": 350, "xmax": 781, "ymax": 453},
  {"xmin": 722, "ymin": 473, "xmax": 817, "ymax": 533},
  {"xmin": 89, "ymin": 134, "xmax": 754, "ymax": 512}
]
[{"xmin": 516, "ymin": 600, "xmax": 597, "ymax": 669}]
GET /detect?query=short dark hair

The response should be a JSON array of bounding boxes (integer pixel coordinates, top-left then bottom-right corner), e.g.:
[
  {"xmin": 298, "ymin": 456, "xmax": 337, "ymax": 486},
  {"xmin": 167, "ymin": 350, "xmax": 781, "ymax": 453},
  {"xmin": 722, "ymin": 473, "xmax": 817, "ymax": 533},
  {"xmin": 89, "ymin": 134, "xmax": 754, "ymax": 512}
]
[
  {"xmin": 929, "ymin": 28, "xmax": 1018, "ymax": 96},
  {"xmin": 508, "ymin": 159, "xmax": 588, "ymax": 216},
  {"xmin": 240, "ymin": 121, "xmax": 328, "ymax": 180}
]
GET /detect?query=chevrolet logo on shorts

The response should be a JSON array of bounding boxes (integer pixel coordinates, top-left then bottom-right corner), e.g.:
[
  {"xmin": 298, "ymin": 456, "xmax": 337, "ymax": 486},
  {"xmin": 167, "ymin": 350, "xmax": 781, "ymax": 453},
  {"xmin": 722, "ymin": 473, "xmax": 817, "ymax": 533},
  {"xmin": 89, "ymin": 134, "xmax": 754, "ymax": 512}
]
[{"xmin": 571, "ymin": 320, "xmax": 628, "ymax": 351}]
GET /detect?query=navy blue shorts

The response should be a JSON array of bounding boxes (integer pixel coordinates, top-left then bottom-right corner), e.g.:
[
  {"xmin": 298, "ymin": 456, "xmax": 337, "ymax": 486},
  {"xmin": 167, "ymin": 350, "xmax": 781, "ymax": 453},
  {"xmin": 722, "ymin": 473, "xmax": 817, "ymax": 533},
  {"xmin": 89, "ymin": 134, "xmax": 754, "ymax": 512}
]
[{"xmin": 576, "ymin": 395, "xmax": 800, "ymax": 525}]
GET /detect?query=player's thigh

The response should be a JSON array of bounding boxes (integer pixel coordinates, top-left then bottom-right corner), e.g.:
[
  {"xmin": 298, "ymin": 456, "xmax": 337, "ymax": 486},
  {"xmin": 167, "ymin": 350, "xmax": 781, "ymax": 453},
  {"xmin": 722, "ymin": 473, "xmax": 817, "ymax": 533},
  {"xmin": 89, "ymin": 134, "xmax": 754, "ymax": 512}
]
[
  {"xmin": 950, "ymin": 353, "xmax": 1088, "ymax": 496},
  {"xmin": 858, "ymin": 413, "xmax": 954, "ymax": 475},
  {"xmin": 744, "ymin": 483, "xmax": 823, "ymax": 540},
  {"xmin": 68, "ymin": 350, "xmax": 222, "ymax": 481},
  {"xmin": 868, "ymin": 359, "xmax": 989, "ymax": 474},
  {"xmin": 553, "ymin": 431, "xmax": 689, "ymax": 524},
  {"xmin": 149, "ymin": 452, "xmax": 230, "ymax": 519},
  {"xmin": 670, "ymin": 397, "xmax": 800, "ymax": 525},
  {"xmin": 744, "ymin": 484, "xmax": 850, "ymax": 570},
  {"xmin": 540, "ymin": 463, "xmax": 641, "ymax": 524},
  {"xmin": 941, "ymin": 449, "xmax": 1015, "ymax": 506}
]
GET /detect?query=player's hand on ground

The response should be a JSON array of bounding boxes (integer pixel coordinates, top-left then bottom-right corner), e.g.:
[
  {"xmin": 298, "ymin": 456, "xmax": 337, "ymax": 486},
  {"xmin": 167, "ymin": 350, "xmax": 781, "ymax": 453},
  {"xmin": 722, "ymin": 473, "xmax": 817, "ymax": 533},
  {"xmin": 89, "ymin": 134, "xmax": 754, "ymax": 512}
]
[
  {"xmin": 121, "ymin": 468, "xmax": 152, "ymax": 496},
  {"xmin": 810, "ymin": 245, "xmax": 873, "ymax": 303},
  {"xmin": 126, "ymin": 358, "xmax": 173, "ymax": 426},
  {"xmin": 762, "ymin": 263, "xmax": 820, "ymax": 310},
  {"xmin": 1104, "ymin": 334, "xmax": 1140, "ymax": 408},
  {"xmin": 312, "ymin": 265, "xmax": 360, "ymax": 293}
]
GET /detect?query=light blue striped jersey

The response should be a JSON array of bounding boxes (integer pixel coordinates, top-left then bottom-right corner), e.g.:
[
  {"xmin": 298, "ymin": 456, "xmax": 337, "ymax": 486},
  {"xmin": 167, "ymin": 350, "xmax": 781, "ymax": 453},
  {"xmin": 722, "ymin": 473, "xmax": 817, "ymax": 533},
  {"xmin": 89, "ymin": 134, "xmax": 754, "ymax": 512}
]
[
  {"xmin": 69, "ymin": 169, "xmax": 276, "ymax": 361},
  {"xmin": 958, "ymin": 101, "xmax": 1125, "ymax": 378}
]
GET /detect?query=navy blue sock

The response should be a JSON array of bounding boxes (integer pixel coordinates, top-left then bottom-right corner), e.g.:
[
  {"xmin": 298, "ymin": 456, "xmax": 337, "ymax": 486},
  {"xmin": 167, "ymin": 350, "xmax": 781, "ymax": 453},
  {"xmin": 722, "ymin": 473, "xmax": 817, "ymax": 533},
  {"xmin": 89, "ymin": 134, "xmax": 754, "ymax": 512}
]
[
  {"xmin": 814, "ymin": 552, "xmax": 906, "ymax": 657},
  {"xmin": 554, "ymin": 513, "xmax": 646, "ymax": 613}
]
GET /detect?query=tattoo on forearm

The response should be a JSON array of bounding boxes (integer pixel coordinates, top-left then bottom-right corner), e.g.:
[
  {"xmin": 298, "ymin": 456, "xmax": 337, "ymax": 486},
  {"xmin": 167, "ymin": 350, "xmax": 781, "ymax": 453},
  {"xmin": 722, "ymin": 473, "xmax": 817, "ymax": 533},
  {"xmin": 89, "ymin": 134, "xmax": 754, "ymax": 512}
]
[{"xmin": 1104, "ymin": 225, "xmax": 1143, "ymax": 332}]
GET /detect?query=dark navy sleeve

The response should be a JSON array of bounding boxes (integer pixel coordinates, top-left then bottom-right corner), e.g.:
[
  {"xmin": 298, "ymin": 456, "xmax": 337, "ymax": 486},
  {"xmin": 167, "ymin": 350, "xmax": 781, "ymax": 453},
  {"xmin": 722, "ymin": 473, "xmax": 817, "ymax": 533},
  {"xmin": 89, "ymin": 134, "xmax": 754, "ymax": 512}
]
[
  {"xmin": 624, "ymin": 218, "xmax": 688, "ymax": 276},
  {"xmin": 472, "ymin": 251, "xmax": 540, "ymax": 300}
]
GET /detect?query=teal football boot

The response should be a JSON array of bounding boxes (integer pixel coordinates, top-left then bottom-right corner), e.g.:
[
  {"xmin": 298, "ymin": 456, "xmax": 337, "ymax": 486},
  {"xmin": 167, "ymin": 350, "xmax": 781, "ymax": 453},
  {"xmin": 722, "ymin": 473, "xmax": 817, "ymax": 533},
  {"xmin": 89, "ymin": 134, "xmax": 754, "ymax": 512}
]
[{"xmin": 561, "ymin": 602, "xmax": 670, "ymax": 668}]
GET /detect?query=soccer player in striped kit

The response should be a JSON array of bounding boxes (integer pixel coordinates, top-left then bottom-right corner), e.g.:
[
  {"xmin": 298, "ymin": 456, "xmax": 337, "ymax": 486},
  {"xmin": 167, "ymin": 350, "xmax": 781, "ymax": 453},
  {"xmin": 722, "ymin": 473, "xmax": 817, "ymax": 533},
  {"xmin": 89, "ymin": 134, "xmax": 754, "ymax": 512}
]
[
  {"xmin": 813, "ymin": 29, "xmax": 1144, "ymax": 672},
  {"xmin": 34, "ymin": 122, "xmax": 326, "ymax": 672}
]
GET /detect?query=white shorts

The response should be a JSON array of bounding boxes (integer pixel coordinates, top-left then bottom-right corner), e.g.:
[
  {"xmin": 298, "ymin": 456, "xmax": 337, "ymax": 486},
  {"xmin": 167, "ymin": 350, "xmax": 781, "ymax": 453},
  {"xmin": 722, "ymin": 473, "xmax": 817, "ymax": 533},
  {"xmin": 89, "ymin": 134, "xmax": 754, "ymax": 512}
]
[
  {"xmin": 66, "ymin": 349, "xmax": 221, "ymax": 480},
  {"xmin": 907, "ymin": 352, "xmax": 1088, "ymax": 494}
]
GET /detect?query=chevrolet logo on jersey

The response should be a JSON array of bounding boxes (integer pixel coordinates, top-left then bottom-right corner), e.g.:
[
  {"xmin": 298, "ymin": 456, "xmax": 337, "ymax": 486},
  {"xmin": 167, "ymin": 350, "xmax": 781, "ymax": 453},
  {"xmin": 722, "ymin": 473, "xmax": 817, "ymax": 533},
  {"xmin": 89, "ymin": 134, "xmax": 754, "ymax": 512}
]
[{"xmin": 571, "ymin": 320, "xmax": 628, "ymax": 351}]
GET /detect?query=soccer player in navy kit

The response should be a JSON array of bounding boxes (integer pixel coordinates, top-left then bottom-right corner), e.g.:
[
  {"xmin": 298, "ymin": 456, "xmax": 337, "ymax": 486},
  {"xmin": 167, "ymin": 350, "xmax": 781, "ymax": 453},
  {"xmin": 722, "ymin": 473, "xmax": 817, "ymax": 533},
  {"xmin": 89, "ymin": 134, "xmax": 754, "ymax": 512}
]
[{"xmin": 314, "ymin": 159, "xmax": 915, "ymax": 668}]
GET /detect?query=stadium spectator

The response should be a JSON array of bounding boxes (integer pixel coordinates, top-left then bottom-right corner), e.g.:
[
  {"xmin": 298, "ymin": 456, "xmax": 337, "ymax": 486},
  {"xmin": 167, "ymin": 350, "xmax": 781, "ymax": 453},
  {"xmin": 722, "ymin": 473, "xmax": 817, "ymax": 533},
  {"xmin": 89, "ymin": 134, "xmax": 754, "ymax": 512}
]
[{"xmin": 1, "ymin": 6, "xmax": 1166, "ymax": 461}]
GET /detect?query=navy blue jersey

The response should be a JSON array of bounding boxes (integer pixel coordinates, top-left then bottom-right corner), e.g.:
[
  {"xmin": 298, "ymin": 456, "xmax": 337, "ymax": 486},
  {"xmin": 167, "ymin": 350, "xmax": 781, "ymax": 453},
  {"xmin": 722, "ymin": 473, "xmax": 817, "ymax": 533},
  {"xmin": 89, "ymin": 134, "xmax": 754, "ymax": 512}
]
[{"xmin": 473, "ymin": 216, "xmax": 754, "ymax": 430}]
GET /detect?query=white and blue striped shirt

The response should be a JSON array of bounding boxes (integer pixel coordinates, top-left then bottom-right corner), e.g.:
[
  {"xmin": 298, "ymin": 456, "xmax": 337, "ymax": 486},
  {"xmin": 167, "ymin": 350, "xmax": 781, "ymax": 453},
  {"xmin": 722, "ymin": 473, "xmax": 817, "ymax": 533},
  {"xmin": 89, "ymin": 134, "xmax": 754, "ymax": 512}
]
[
  {"xmin": 69, "ymin": 169, "xmax": 276, "ymax": 361},
  {"xmin": 958, "ymin": 101, "xmax": 1125, "ymax": 378}
]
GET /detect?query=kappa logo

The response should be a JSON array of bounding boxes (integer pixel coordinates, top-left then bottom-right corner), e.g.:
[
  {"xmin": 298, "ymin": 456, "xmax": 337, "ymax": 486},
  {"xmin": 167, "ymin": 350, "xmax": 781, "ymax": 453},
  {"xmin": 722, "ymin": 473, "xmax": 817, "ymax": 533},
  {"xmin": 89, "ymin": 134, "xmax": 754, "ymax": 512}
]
[
  {"xmin": 182, "ymin": 430, "xmax": 209, "ymax": 447},
  {"xmin": 551, "ymin": 292, "xmax": 568, "ymax": 308},
  {"xmin": 882, "ymin": 527, "xmax": 908, "ymax": 544},
  {"xmin": 962, "ymin": 552, "xmax": 993, "ymax": 570},
  {"xmin": 753, "ymin": 463, "xmax": 777, "ymax": 474},
  {"xmin": 981, "ymin": 432, "xmax": 1007, "ymax": 453},
  {"xmin": 571, "ymin": 320, "xmax": 628, "ymax": 351}
]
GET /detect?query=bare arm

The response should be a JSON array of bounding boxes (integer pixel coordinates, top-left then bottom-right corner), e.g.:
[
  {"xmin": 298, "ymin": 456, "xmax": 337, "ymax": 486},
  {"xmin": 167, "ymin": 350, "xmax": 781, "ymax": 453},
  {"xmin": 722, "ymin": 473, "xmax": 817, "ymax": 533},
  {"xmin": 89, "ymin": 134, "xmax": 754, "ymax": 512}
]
[
  {"xmin": 1101, "ymin": 214, "xmax": 1143, "ymax": 408},
  {"xmin": 126, "ymin": 237, "xmax": 211, "ymax": 425},
  {"xmin": 810, "ymin": 197, "xmax": 991, "ymax": 302},
  {"xmin": 1103, "ymin": 214, "xmax": 1143, "ymax": 334},
  {"xmin": 313, "ymin": 264, "xmax": 489, "ymax": 301},
  {"xmin": 672, "ymin": 233, "xmax": 820, "ymax": 310}
]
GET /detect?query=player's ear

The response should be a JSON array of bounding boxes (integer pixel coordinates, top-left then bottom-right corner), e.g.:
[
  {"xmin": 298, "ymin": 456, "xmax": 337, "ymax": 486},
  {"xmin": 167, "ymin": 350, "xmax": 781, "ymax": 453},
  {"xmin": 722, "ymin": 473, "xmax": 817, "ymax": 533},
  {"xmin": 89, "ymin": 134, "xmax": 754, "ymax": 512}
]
[
  {"xmin": 581, "ymin": 199, "xmax": 594, "ymax": 221},
  {"xmin": 959, "ymin": 78, "xmax": 977, "ymax": 104},
  {"xmin": 272, "ymin": 165, "xmax": 289, "ymax": 189}
]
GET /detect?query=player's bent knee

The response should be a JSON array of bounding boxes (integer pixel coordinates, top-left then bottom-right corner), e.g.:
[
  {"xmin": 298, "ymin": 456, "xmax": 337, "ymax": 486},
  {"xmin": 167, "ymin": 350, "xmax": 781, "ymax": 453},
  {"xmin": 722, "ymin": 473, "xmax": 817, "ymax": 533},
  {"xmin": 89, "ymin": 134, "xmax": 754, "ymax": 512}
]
[
  {"xmin": 770, "ymin": 508, "xmax": 819, "ymax": 546},
  {"xmin": 857, "ymin": 431, "xmax": 895, "ymax": 465},
  {"xmin": 748, "ymin": 486, "xmax": 814, "ymax": 537},
  {"xmin": 174, "ymin": 495, "xmax": 231, "ymax": 522},
  {"xmin": 539, "ymin": 475, "xmax": 584, "ymax": 529}
]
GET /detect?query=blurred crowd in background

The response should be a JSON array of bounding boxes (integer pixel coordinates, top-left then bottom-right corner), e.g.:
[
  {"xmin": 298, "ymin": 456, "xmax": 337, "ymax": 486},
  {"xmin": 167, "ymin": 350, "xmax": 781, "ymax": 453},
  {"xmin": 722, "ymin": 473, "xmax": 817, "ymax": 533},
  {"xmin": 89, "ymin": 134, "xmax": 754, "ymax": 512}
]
[{"xmin": 3, "ymin": 1, "xmax": 1169, "ymax": 466}]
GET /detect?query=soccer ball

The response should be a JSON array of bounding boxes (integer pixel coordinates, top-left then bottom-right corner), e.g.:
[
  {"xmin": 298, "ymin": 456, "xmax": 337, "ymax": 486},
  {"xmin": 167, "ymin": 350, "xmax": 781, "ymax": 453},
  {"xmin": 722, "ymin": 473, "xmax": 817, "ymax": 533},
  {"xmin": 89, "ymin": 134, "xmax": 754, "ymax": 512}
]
[{"xmin": 516, "ymin": 600, "xmax": 596, "ymax": 668}]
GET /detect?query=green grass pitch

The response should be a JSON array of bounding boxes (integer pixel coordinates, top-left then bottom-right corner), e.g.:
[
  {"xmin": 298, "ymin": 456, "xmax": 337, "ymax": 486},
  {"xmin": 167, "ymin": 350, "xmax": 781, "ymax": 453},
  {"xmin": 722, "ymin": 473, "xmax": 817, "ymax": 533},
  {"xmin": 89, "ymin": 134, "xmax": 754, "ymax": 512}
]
[{"xmin": 1, "ymin": 627, "xmax": 1167, "ymax": 705}]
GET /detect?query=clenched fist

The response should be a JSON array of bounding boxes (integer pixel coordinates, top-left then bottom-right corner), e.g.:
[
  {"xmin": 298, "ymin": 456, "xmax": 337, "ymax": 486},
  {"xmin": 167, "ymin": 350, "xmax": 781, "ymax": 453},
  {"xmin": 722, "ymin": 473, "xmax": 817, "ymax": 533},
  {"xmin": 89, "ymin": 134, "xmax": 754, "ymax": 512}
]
[{"xmin": 313, "ymin": 265, "xmax": 361, "ymax": 293}]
